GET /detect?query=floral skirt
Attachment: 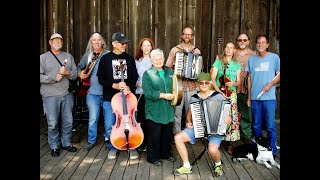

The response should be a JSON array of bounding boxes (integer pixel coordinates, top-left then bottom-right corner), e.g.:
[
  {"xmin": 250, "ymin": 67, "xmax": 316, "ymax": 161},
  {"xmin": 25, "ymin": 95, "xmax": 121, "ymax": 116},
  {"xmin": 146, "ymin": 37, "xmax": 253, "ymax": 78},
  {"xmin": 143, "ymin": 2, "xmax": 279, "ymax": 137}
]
[{"xmin": 223, "ymin": 91, "xmax": 240, "ymax": 141}]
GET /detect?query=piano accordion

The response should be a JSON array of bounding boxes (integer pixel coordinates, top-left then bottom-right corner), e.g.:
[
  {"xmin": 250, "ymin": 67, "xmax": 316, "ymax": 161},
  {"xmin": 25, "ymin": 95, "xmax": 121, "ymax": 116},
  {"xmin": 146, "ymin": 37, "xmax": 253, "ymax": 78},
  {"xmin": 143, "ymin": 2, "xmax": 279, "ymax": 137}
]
[
  {"xmin": 174, "ymin": 52, "xmax": 203, "ymax": 79},
  {"xmin": 190, "ymin": 99, "xmax": 231, "ymax": 138}
]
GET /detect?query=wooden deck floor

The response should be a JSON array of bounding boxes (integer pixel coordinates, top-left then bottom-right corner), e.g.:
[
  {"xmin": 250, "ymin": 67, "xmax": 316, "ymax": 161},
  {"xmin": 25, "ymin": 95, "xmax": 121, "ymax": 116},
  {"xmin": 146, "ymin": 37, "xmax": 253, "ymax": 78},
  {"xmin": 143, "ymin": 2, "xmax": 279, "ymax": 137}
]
[{"xmin": 40, "ymin": 114, "xmax": 280, "ymax": 180}]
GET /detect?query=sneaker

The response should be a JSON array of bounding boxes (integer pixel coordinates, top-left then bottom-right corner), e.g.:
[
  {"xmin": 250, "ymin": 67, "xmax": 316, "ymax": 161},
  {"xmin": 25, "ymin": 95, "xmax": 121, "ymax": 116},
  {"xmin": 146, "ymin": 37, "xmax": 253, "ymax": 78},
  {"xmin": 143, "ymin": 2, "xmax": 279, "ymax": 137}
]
[
  {"xmin": 84, "ymin": 143, "xmax": 94, "ymax": 151},
  {"xmin": 130, "ymin": 149, "xmax": 139, "ymax": 160},
  {"xmin": 173, "ymin": 166, "xmax": 192, "ymax": 175},
  {"xmin": 213, "ymin": 163, "xmax": 223, "ymax": 177},
  {"xmin": 108, "ymin": 149, "xmax": 118, "ymax": 159}
]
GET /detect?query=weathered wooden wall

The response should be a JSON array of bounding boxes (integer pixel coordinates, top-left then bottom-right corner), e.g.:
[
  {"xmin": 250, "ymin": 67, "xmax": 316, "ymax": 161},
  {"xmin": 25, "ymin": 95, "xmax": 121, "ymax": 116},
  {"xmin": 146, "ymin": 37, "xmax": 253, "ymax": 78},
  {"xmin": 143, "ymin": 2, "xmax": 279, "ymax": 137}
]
[{"xmin": 40, "ymin": 0, "xmax": 280, "ymax": 72}]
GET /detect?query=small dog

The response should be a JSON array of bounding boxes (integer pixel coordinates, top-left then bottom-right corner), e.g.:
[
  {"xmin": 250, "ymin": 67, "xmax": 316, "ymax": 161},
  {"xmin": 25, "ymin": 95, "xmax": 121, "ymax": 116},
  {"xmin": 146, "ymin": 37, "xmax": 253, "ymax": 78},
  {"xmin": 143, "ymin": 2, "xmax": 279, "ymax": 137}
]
[
  {"xmin": 231, "ymin": 137, "xmax": 280, "ymax": 169},
  {"xmin": 255, "ymin": 139, "xmax": 280, "ymax": 169},
  {"xmin": 232, "ymin": 143, "xmax": 258, "ymax": 162}
]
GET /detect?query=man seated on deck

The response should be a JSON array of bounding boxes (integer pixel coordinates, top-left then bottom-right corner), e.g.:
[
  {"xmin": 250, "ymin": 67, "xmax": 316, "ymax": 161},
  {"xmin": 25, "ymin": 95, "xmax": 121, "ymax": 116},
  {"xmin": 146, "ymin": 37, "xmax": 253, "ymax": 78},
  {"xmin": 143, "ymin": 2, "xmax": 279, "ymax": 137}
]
[{"xmin": 173, "ymin": 72, "xmax": 231, "ymax": 177}]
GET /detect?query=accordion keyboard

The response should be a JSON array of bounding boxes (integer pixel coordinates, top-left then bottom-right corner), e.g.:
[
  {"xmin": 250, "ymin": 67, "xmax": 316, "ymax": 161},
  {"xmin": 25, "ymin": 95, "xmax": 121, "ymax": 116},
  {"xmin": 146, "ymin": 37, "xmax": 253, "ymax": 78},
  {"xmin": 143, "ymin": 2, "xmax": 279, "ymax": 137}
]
[
  {"xmin": 174, "ymin": 52, "xmax": 184, "ymax": 76},
  {"xmin": 190, "ymin": 102, "xmax": 205, "ymax": 138}
]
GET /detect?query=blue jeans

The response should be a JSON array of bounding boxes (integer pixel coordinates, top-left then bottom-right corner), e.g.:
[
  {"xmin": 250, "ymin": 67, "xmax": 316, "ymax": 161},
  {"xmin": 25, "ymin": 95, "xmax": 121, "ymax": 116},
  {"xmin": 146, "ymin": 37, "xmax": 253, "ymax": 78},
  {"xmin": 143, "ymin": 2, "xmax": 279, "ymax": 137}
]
[
  {"xmin": 102, "ymin": 101, "xmax": 116, "ymax": 150},
  {"xmin": 86, "ymin": 94, "xmax": 103, "ymax": 144},
  {"xmin": 251, "ymin": 100, "xmax": 278, "ymax": 156},
  {"xmin": 42, "ymin": 93, "xmax": 74, "ymax": 149}
]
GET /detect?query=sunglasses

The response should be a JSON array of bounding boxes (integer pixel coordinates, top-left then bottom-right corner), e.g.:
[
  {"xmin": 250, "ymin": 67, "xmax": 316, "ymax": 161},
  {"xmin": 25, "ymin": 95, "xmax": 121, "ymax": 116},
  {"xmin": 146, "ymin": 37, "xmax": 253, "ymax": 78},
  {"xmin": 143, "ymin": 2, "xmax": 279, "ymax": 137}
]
[
  {"xmin": 237, "ymin": 39, "xmax": 248, "ymax": 42},
  {"xmin": 198, "ymin": 81, "xmax": 210, "ymax": 85}
]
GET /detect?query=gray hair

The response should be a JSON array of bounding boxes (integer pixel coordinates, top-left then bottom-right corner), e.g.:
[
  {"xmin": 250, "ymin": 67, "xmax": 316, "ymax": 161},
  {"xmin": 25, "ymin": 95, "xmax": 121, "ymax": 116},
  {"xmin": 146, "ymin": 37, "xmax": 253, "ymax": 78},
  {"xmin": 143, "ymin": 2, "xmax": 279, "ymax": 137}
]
[
  {"xmin": 150, "ymin": 48, "xmax": 164, "ymax": 60},
  {"xmin": 85, "ymin": 32, "xmax": 107, "ymax": 55}
]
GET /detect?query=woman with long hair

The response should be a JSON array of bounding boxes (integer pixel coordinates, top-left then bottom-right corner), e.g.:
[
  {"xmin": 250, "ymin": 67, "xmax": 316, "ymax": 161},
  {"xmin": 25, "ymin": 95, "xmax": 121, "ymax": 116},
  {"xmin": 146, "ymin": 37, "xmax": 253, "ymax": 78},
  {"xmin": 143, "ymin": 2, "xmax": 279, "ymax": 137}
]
[
  {"xmin": 134, "ymin": 38, "xmax": 154, "ymax": 152},
  {"xmin": 210, "ymin": 42, "xmax": 242, "ymax": 155}
]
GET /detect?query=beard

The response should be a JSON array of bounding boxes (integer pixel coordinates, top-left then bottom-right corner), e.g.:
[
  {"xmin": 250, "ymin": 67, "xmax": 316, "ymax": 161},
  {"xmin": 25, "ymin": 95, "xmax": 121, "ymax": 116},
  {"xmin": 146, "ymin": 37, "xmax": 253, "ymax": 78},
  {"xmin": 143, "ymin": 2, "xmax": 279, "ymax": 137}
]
[
  {"xmin": 182, "ymin": 38, "xmax": 191, "ymax": 44},
  {"xmin": 239, "ymin": 44, "xmax": 247, "ymax": 49},
  {"xmin": 52, "ymin": 44, "xmax": 62, "ymax": 51}
]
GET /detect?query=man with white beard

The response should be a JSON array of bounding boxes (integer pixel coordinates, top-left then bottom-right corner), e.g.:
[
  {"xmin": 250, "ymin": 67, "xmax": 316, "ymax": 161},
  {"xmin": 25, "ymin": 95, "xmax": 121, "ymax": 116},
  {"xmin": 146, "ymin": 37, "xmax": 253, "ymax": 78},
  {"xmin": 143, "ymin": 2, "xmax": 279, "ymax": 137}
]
[{"xmin": 40, "ymin": 33, "xmax": 78, "ymax": 157}]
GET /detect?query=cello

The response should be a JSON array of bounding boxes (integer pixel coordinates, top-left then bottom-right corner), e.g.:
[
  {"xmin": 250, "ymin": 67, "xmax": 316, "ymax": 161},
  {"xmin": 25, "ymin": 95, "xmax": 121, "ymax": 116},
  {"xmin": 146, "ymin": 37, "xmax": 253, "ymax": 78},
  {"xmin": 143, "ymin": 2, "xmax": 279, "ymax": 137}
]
[
  {"xmin": 219, "ymin": 63, "xmax": 233, "ymax": 97},
  {"xmin": 110, "ymin": 60, "xmax": 144, "ymax": 150}
]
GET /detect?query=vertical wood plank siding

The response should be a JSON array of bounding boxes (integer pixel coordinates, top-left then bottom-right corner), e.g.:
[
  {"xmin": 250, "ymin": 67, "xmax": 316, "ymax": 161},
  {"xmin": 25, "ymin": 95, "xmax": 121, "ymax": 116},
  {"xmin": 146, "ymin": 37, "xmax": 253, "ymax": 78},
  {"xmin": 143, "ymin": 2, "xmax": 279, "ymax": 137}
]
[{"xmin": 40, "ymin": 0, "xmax": 280, "ymax": 71}]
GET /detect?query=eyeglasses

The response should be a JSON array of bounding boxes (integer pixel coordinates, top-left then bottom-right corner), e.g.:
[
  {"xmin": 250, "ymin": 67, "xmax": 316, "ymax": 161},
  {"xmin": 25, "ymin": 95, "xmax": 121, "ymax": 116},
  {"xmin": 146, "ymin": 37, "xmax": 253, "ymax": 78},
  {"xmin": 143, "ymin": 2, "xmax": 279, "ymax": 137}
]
[
  {"xmin": 198, "ymin": 81, "xmax": 210, "ymax": 85},
  {"xmin": 183, "ymin": 33, "xmax": 193, "ymax": 37},
  {"xmin": 237, "ymin": 39, "xmax": 248, "ymax": 42}
]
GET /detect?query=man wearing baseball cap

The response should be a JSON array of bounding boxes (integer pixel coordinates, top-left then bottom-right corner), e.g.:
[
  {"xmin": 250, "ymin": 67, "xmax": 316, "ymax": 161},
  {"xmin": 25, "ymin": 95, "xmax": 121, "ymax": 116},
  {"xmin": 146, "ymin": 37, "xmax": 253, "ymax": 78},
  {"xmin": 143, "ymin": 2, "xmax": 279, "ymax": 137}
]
[
  {"xmin": 111, "ymin": 32, "xmax": 130, "ymax": 43},
  {"xmin": 97, "ymin": 32, "xmax": 139, "ymax": 160},
  {"xmin": 40, "ymin": 33, "xmax": 78, "ymax": 157},
  {"xmin": 50, "ymin": 33, "xmax": 63, "ymax": 40}
]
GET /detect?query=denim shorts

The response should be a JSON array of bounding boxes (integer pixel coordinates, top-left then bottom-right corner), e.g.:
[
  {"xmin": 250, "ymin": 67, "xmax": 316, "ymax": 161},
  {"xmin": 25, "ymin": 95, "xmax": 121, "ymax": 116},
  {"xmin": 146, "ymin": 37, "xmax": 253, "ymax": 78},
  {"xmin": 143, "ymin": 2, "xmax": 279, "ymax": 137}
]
[{"xmin": 183, "ymin": 127, "xmax": 223, "ymax": 147}]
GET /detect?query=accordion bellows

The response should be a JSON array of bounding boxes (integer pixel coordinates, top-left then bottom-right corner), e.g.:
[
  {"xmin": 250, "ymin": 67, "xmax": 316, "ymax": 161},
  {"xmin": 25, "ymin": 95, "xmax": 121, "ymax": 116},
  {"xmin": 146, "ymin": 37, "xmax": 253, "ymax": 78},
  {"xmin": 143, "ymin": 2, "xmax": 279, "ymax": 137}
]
[{"xmin": 190, "ymin": 96, "xmax": 230, "ymax": 138}]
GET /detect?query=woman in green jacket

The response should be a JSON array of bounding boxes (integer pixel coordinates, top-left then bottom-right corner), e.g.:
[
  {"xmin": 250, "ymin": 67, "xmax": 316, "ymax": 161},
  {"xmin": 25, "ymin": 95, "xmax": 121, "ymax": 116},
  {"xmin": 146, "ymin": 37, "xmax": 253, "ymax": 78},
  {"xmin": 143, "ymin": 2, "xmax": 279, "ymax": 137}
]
[{"xmin": 142, "ymin": 48, "xmax": 175, "ymax": 166}]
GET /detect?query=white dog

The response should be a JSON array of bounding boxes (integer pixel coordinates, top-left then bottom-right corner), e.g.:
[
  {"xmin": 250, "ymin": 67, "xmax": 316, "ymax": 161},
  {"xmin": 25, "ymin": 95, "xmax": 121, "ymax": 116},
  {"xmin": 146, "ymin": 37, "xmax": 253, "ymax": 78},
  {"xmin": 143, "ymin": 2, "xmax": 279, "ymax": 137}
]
[
  {"xmin": 232, "ymin": 137, "xmax": 280, "ymax": 169},
  {"xmin": 255, "ymin": 142, "xmax": 280, "ymax": 169}
]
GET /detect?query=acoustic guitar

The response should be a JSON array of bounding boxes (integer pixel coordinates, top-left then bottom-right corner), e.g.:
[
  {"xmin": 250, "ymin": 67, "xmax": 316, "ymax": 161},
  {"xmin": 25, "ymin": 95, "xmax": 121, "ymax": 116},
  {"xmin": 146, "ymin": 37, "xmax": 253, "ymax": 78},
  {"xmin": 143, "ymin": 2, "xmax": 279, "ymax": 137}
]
[{"xmin": 77, "ymin": 52, "xmax": 100, "ymax": 96}]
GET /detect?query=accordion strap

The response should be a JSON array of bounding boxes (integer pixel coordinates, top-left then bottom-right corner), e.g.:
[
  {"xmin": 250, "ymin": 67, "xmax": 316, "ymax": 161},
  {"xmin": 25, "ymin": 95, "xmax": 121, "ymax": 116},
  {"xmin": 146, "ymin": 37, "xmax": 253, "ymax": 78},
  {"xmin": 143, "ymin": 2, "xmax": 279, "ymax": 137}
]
[{"xmin": 191, "ymin": 91, "xmax": 220, "ymax": 100}]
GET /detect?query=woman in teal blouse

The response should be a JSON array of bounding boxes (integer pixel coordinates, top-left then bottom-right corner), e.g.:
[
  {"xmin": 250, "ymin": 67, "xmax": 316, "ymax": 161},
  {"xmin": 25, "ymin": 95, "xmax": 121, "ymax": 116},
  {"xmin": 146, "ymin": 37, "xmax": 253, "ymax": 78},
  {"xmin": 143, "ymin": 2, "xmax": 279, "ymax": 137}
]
[
  {"xmin": 211, "ymin": 42, "xmax": 242, "ymax": 155},
  {"xmin": 142, "ymin": 48, "xmax": 175, "ymax": 166}
]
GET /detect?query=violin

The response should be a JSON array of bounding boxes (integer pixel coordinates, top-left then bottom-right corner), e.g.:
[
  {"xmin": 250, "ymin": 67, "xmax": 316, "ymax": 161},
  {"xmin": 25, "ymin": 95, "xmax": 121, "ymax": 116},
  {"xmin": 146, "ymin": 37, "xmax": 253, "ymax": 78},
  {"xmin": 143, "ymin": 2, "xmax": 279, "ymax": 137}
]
[
  {"xmin": 219, "ymin": 63, "xmax": 232, "ymax": 97},
  {"xmin": 110, "ymin": 60, "xmax": 144, "ymax": 150}
]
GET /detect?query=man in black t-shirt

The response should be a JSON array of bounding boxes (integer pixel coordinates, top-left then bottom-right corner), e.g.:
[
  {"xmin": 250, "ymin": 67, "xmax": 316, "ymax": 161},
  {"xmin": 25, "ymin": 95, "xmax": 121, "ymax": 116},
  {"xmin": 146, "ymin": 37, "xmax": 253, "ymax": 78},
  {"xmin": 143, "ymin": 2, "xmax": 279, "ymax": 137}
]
[{"xmin": 97, "ymin": 32, "xmax": 138, "ymax": 160}]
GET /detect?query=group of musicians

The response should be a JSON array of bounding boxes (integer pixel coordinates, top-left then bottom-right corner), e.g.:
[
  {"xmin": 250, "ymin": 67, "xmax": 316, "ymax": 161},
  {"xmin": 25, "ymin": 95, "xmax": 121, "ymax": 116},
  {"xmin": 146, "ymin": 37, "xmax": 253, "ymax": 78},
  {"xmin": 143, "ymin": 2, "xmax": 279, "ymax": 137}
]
[{"xmin": 41, "ymin": 27, "xmax": 280, "ymax": 177}]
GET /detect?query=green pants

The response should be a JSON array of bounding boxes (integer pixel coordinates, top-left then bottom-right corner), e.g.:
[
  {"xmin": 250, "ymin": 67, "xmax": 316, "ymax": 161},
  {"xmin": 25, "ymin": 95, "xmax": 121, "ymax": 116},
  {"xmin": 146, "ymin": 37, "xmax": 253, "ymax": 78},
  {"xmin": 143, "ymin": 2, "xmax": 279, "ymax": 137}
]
[{"xmin": 237, "ymin": 93, "xmax": 252, "ymax": 139}]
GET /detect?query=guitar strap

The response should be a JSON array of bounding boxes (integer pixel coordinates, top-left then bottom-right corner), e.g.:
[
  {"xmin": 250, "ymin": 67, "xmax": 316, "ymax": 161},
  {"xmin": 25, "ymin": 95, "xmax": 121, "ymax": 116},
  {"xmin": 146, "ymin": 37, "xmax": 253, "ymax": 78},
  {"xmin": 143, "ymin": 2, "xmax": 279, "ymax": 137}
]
[{"xmin": 86, "ymin": 52, "xmax": 103, "ymax": 77}]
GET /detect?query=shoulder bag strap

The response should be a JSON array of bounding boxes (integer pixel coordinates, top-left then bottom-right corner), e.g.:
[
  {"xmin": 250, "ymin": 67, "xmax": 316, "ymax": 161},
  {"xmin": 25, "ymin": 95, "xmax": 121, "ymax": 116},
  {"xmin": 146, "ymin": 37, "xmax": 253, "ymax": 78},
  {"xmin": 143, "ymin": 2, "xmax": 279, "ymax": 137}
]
[{"xmin": 50, "ymin": 50, "xmax": 63, "ymax": 66}]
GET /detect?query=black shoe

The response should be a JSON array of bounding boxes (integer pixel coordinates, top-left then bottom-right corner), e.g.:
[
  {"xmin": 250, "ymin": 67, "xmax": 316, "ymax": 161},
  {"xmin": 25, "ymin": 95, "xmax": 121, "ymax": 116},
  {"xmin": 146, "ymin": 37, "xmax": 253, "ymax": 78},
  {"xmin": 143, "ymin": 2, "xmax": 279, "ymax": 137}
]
[
  {"xmin": 84, "ymin": 143, "xmax": 94, "ymax": 151},
  {"xmin": 164, "ymin": 156, "xmax": 175, "ymax": 162},
  {"xmin": 137, "ymin": 146, "xmax": 147, "ymax": 152},
  {"xmin": 51, "ymin": 149, "xmax": 60, "ymax": 157},
  {"xmin": 152, "ymin": 160, "xmax": 162, "ymax": 166},
  {"xmin": 62, "ymin": 145, "xmax": 77, "ymax": 152}
]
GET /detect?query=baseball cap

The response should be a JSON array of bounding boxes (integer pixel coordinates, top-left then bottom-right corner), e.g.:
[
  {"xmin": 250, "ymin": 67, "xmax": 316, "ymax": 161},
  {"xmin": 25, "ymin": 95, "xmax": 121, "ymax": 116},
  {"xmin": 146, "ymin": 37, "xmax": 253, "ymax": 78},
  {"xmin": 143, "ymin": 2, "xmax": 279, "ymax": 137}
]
[
  {"xmin": 197, "ymin": 72, "xmax": 211, "ymax": 81},
  {"xmin": 111, "ymin": 32, "xmax": 130, "ymax": 43},
  {"xmin": 50, "ymin": 33, "xmax": 63, "ymax": 40}
]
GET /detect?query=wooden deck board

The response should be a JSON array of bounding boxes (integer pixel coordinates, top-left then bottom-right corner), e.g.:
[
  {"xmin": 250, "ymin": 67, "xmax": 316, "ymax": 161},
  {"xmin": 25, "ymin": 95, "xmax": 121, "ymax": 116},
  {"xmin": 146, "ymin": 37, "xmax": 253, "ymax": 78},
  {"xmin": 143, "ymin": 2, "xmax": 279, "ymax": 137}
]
[
  {"xmin": 82, "ymin": 142, "xmax": 108, "ymax": 180},
  {"xmin": 135, "ymin": 152, "xmax": 151, "ymax": 180},
  {"xmin": 40, "ymin": 115, "xmax": 281, "ymax": 179}
]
